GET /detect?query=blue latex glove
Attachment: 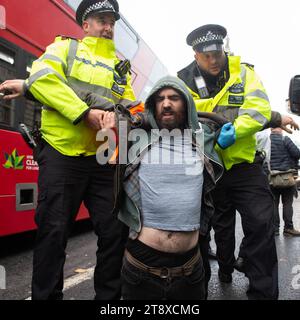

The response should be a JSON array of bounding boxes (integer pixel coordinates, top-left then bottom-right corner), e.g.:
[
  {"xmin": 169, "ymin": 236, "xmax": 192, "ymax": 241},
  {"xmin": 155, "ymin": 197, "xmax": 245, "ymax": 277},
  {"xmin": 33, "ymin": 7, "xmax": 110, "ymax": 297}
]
[{"xmin": 217, "ymin": 122, "xmax": 236, "ymax": 149}]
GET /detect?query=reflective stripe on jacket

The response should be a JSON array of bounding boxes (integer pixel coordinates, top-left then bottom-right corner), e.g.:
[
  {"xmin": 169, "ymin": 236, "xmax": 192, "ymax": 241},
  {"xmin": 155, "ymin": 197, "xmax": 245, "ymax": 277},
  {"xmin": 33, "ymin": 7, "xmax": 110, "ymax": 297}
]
[
  {"xmin": 26, "ymin": 36, "xmax": 135, "ymax": 156},
  {"xmin": 178, "ymin": 56, "xmax": 271, "ymax": 170}
]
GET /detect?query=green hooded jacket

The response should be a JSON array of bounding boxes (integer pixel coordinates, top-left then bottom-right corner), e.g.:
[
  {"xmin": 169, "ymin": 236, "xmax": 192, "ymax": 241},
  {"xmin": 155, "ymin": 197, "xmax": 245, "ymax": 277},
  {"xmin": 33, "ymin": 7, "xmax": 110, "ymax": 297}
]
[{"xmin": 115, "ymin": 76, "xmax": 223, "ymax": 238}]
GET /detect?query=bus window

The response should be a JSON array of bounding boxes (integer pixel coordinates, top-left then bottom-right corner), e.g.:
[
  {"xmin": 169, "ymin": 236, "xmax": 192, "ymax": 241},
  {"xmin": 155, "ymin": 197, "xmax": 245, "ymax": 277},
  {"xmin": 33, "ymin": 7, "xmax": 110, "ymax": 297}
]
[
  {"xmin": 23, "ymin": 99, "xmax": 42, "ymax": 131},
  {"xmin": 138, "ymin": 59, "xmax": 169, "ymax": 101},
  {"xmin": 115, "ymin": 18, "xmax": 139, "ymax": 60},
  {"xmin": 148, "ymin": 59, "xmax": 169, "ymax": 85},
  {"xmin": 0, "ymin": 46, "xmax": 14, "ymax": 65},
  {"xmin": 0, "ymin": 43, "xmax": 16, "ymax": 128},
  {"xmin": 63, "ymin": 0, "xmax": 81, "ymax": 11},
  {"xmin": 23, "ymin": 55, "xmax": 42, "ymax": 131}
]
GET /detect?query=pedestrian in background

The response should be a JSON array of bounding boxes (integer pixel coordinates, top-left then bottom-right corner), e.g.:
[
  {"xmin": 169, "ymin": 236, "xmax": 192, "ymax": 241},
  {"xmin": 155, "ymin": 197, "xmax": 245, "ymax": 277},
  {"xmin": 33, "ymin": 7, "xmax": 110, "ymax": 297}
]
[{"xmin": 270, "ymin": 128, "xmax": 300, "ymax": 236}]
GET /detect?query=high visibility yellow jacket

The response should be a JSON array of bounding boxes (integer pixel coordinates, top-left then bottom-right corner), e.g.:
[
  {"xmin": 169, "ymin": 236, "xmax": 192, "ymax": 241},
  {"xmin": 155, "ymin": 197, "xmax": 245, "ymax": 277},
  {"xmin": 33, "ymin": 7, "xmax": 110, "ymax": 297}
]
[
  {"xmin": 178, "ymin": 55, "xmax": 271, "ymax": 170},
  {"xmin": 25, "ymin": 36, "xmax": 136, "ymax": 156}
]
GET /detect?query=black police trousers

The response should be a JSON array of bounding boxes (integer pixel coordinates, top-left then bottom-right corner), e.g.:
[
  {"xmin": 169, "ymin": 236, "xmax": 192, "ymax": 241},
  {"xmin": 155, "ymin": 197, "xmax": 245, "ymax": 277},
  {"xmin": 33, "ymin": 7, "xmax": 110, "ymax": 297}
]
[
  {"xmin": 32, "ymin": 142, "xmax": 128, "ymax": 300},
  {"xmin": 212, "ymin": 163, "xmax": 279, "ymax": 300}
]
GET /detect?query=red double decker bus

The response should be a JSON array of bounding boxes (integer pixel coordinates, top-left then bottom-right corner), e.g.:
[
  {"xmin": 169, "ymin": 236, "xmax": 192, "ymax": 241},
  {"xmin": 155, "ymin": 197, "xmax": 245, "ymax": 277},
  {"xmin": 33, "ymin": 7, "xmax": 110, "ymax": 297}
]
[{"xmin": 0, "ymin": 0, "xmax": 168, "ymax": 237}]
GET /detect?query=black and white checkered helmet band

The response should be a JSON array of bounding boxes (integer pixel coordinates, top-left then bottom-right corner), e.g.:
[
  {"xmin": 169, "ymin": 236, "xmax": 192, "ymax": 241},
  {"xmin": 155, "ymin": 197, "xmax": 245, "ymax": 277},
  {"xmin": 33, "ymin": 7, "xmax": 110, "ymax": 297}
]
[
  {"xmin": 82, "ymin": 0, "xmax": 115, "ymax": 22},
  {"xmin": 191, "ymin": 31, "xmax": 224, "ymax": 47}
]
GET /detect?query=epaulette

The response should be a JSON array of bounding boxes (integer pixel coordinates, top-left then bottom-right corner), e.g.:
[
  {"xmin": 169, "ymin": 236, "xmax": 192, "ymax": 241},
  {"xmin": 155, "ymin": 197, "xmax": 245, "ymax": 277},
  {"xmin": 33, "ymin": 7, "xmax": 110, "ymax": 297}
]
[
  {"xmin": 56, "ymin": 35, "xmax": 80, "ymax": 42},
  {"xmin": 242, "ymin": 62, "xmax": 255, "ymax": 70},
  {"xmin": 115, "ymin": 59, "xmax": 131, "ymax": 77}
]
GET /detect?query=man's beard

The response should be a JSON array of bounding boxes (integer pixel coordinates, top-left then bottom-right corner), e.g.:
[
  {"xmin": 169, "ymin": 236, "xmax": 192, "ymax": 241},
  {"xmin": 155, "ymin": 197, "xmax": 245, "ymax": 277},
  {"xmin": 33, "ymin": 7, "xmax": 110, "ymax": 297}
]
[
  {"xmin": 100, "ymin": 32, "xmax": 113, "ymax": 39},
  {"xmin": 156, "ymin": 110, "xmax": 186, "ymax": 130}
]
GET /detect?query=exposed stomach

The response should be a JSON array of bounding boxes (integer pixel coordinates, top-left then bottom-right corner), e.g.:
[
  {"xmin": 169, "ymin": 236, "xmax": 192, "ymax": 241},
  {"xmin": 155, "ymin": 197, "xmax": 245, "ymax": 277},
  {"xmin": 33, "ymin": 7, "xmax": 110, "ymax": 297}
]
[{"xmin": 137, "ymin": 227, "xmax": 199, "ymax": 253}]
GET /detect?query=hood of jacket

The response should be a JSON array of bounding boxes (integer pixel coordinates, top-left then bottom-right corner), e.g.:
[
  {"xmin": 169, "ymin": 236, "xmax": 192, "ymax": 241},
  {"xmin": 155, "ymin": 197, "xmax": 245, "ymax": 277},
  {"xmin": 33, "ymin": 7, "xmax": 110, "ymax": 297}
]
[
  {"xmin": 119, "ymin": 77, "xmax": 224, "ymax": 236},
  {"xmin": 126, "ymin": 75, "xmax": 223, "ymax": 182},
  {"xmin": 144, "ymin": 76, "xmax": 200, "ymax": 134}
]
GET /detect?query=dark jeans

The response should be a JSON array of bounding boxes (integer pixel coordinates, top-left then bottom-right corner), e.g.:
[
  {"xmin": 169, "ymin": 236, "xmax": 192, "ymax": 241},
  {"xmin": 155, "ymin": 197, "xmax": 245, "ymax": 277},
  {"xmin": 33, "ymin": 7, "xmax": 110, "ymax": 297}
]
[
  {"xmin": 121, "ymin": 242, "xmax": 206, "ymax": 300},
  {"xmin": 271, "ymin": 186, "xmax": 295, "ymax": 230},
  {"xmin": 212, "ymin": 163, "xmax": 278, "ymax": 300},
  {"xmin": 32, "ymin": 142, "xmax": 128, "ymax": 300}
]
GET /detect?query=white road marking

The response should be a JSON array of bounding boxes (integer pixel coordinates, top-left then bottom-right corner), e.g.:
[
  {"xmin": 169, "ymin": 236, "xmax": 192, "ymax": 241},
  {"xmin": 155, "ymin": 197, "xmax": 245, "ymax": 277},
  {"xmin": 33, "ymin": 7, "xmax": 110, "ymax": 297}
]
[{"xmin": 25, "ymin": 267, "xmax": 95, "ymax": 300}]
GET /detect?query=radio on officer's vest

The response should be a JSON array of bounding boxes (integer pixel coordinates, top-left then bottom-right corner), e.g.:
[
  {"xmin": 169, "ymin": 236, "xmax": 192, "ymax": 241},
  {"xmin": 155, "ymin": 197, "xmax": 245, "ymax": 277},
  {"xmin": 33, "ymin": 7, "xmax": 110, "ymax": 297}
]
[{"xmin": 194, "ymin": 75, "xmax": 210, "ymax": 98}]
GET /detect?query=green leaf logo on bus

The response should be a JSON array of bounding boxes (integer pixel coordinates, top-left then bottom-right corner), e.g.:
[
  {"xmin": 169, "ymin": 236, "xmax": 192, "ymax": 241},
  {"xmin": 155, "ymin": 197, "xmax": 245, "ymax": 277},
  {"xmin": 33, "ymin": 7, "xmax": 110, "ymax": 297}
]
[{"xmin": 3, "ymin": 149, "xmax": 25, "ymax": 170}]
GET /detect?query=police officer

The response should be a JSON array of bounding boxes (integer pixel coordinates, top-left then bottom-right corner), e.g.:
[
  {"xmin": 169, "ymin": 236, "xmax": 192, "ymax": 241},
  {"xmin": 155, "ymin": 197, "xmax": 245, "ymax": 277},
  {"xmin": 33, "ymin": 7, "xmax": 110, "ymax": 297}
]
[
  {"xmin": 7, "ymin": 0, "xmax": 135, "ymax": 300},
  {"xmin": 178, "ymin": 24, "xmax": 278, "ymax": 299}
]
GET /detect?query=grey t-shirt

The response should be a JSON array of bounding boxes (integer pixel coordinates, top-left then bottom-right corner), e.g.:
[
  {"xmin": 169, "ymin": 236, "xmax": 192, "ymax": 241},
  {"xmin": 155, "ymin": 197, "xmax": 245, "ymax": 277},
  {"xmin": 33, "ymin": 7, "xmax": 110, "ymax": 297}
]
[{"xmin": 138, "ymin": 134, "xmax": 204, "ymax": 231}]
